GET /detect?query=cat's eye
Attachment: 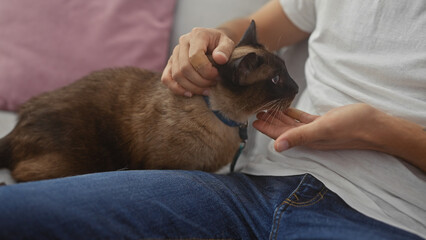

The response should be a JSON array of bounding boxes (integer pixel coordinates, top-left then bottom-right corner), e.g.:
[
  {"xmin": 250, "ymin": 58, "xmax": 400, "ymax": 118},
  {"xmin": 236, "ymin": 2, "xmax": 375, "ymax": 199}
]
[{"xmin": 272, "ymin": 75, "xmax": 280, "ymax": 84}]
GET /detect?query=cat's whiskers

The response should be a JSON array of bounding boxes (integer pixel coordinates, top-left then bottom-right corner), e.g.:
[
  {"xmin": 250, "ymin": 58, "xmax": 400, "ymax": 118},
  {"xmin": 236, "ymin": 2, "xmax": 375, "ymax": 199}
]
[
  {"xmin": 266, "ymin": 98, "xmax": 291, "ymax": 123},
  {"xmin": 253, "ymin": 99, "xmax": 280, "ymax": 113},
  {"xmin": 237, "ymin": 99, "xmax": 276, "ymax": 117},
  {"xmin": 268, "ymin": 100, "xmax": 283, "ymax": 123},
  {"xmin": 252, "ymin": 99, "xmax": 284, "ymax": 126},
  {"xmin": 260, "ymin": 99, "xmax": 284, "ymax": 133}
]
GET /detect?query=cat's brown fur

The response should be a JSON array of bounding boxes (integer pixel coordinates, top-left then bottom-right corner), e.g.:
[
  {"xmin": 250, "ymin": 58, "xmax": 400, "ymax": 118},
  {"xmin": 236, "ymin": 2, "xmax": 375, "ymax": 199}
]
[{"xmin": 0, "ymin": 21, "xmax": 298, "ymax": 182}]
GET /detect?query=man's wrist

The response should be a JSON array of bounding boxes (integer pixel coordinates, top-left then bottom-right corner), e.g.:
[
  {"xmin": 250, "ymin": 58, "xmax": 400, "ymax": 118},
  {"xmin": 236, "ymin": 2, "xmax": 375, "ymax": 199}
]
[{"xmin": 370, "ymin": 110, "xmax": 426, "ymax": 171}]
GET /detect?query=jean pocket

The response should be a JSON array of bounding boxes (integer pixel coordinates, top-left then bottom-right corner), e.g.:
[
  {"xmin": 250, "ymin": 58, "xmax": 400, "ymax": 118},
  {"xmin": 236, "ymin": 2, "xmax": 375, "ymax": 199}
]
[{"xmin": 269, "ymin": 174, "xmax": 328, "ymax": 240}]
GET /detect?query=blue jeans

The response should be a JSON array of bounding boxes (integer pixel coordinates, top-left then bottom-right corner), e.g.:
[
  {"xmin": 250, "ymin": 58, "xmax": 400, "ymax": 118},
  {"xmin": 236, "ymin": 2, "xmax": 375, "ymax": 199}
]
[{"xmin": 0, "ymin": 171, "xmax": 421, "ymax": 240}]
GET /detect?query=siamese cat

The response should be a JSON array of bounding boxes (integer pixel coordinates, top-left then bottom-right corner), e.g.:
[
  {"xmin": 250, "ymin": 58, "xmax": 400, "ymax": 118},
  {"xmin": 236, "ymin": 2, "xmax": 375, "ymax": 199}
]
[{"xmin": 0, "ymin": 21, "xmax": 298, "ymax": 182}]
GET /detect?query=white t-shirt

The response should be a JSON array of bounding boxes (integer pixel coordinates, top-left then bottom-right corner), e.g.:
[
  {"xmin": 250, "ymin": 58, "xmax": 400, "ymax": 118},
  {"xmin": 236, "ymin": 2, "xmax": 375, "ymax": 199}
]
[{"xmin": 241, "ymin": 0, "xmax": 426, "ymax": 238}]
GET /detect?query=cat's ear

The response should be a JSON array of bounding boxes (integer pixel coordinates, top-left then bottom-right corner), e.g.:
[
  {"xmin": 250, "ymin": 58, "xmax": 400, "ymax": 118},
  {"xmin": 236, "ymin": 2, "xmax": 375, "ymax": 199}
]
[
  {"xmin": 236, "ymin": 20, "xmax": 259, "ymax": 47},
  {"xmin": 233, "ymin": 52, "xmax": 263, "ymax": 85}
]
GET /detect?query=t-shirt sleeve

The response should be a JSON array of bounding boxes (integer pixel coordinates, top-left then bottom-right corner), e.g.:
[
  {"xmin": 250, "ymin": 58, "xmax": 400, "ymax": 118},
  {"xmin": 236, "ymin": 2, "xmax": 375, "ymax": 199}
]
[{"xmin": 279, "ymin": 0, "xmax": 316, "ymax": 33}]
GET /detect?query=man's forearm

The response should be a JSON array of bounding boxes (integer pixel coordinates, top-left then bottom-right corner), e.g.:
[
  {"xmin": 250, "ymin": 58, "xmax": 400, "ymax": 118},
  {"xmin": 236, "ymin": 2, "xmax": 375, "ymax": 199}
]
[
  {"xmin": 371, "ymin": 111, "xmax": 426, "ymax": 172},
  {"xmin": 216, "ymin": 18, "xmax": 252, "ymax": 45},
  {"xmin": 215, "ymin": 0, "xmax": 310, "ymax": 51}
]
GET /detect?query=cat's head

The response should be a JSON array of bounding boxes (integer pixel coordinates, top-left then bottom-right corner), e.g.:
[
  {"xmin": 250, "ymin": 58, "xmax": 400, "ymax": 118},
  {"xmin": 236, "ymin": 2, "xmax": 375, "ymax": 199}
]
[{"xmin": 212, "ymin": 20, "xmax": 299, "ymax": 121}]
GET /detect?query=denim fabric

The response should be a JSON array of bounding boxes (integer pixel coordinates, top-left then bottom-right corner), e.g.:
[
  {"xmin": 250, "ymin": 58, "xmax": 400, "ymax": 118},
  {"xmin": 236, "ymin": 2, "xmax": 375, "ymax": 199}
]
[{"xmin": 0, "ymin": 171, "xmax": 421, "ymax": 240}]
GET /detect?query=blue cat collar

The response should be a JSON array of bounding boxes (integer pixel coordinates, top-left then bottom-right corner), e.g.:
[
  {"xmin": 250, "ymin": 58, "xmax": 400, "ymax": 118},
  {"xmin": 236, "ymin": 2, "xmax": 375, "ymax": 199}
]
[
  {"xmin": 203, "ymin": 96, "xmax": 248, "ymax": 172},
  {"xmin": 202, "ymin": 96, "xmax": 244, "ymax": 128}
]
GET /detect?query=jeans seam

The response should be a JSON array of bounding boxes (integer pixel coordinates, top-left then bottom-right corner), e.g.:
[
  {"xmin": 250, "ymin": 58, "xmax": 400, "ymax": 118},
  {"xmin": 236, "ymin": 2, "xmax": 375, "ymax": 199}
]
[
  {"xmin": 283, "ymin": 187, "xmax": 328, "ymax": 207},
  {"xmin": 269, "ymin": 175, "xmax": 328, "ymax": 240},
  {"xmin": 269, "ymin": 174, "xmax": 307, "ymax": 240}
]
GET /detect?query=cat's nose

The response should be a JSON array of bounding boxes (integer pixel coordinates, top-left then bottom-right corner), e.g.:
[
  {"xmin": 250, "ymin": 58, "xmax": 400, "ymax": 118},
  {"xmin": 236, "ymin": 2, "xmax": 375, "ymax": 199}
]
[{"xmin": 286, "ymin": 76, "xmax": 299, "ymax": 96}]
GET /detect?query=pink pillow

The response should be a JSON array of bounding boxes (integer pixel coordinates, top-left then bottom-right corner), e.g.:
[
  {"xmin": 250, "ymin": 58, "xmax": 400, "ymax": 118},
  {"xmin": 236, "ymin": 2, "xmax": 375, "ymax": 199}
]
[{"xmin": 0, "ymin": 0, "xmax": 176, "ymax": 111}]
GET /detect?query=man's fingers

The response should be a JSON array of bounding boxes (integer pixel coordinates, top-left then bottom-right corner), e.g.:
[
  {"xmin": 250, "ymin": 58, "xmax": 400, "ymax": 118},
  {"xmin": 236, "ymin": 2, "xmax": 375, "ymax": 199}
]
[
  {"xmin": 257, "ymin": 111, "xmax": 302, "ymax": 127},
  {"xmin": 189, "ymin": 49, "xmax": 219, "ymax": 80},
  {"xmin": 188, "ymin": 28, "xmax": 234, "ymax": 79},
  {"xmin": 163, "ymin": 27, "xmax": 235, "ymax": 97},
  {"xmin": 168, "ymin": 44, "xmax": 207, "ymax": 96},
  {"xmin": 177, "ymin": 40, "xmax": 215, "ymax": 89},
  {"xmin": 252, "ymin": 119, "xmax": 283, "ymax": 139},
  {"xmin": 286, "ymin": 108, "xmax": 319, "ymax": 123},
  {"xmin": 161, "ymin": 58, "xmax": 187, "ymax": 96},
  {"xmin": 187, "ymin": 28, "xmax": 218, "ymax": 79},
  {"xmin": 212, "ymin": 35, "xmax": 234, "ymax": 65},
  {"xmin": 169, "ymin": 46, "xmax": 193, "ymax": 96}
]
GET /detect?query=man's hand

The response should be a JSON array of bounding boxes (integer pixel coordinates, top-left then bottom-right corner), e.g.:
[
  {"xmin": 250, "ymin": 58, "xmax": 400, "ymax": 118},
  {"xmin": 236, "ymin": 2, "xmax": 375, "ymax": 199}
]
[
  {"xmin": 253, "ymin": 103, "xmax": 426, "ymax": 172},
  {"xmin": 161, "ymin": 0, "xmax": 310, "ymax": 98},
  {"xmin": 253, "ymin": 104, "xmax": 378, "ymax": 151},
  {"xmin": 161, "ymin": 28, "xmax": 235, "ymax": 97}
]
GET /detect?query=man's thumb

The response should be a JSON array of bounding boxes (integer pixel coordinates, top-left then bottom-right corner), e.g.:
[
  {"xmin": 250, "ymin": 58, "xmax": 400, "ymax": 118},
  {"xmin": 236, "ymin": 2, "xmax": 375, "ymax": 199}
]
[
  {"xmin": 212, "ymin": 36, "xmax": 234, "ymax": 65},
  {"xmin": 274, "ymin": 125, "xmax": 316, "ymax": 152}
]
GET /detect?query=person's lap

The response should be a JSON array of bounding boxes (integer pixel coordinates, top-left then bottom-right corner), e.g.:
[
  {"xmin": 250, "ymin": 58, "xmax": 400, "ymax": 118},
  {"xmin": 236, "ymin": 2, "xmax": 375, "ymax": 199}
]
[{"xmin": 0, "ymin": 170, "xmax": 420, "ymax": 240}]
